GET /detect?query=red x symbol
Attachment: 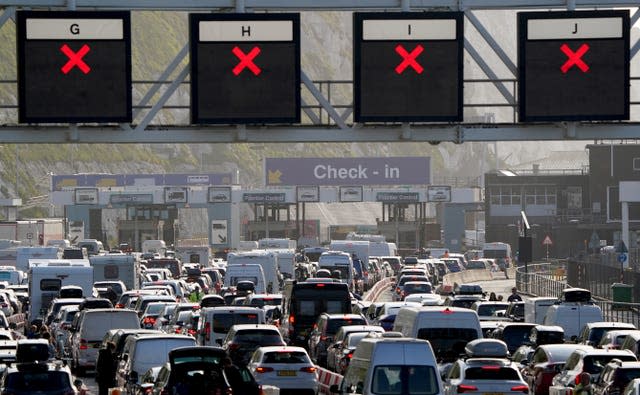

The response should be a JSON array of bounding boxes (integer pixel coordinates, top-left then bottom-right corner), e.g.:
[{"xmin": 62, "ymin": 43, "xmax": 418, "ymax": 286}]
[
  {"xmin": 560, "ymin": 43, "xmax": 589, "ymax": 74},
  {"xmin": 60, "ymin": 44, "xmax": 91, "ymax": 75},
  {"xmin": 395, "ymin": 44, "xmax": 424, "ymax": 74},
  {"xmin": 232, "ymin": 46, "xmax": 261, "ymax": 76}
]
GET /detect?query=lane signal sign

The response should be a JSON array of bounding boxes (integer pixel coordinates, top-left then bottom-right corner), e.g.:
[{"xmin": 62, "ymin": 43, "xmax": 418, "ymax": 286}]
[
  {"xmin": 395, "ymin": 44, "xmax": 424, "ymax": 74},
  {"xmin": 60, "ymin": 44, "xmax": 91, "ymax": 74},
  {"xmin": 232, "ymin": 46, "xmax": 261, "ymax": 76},
  {"xmin": 560, "ymin": 43, "xmax": 589, "ymax": 73}
]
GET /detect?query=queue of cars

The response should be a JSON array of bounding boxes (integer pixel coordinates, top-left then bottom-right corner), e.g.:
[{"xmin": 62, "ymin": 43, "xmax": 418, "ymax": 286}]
[{"xmin": 3, "ymin": 248, "xmax": 640, "ymax": 395}]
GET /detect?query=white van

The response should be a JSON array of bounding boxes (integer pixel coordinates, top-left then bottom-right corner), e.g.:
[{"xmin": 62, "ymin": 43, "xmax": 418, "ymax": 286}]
[
  {"xmin": 525, "ymin": 297, "xmax": 558, "ymax": 324},
  {"xmin": 117, "ymin": 333, "xmax": 196, "ymax": 392},
  {"xmin": 71, "ymin": 308, "xmax": 140, "ymax": 374},
  {"xmin": 543, "ymin": 303, "xmax": 603, "ymax": 341},
  {"xmin": 223, "ymin": 263, "xmax": 267, "ymax": 294},
  {"xmin": 90, "ymin": 254, "xmax": 140, "ymax": 290},
  {"xmin": 543, "ymin": 287, "xmax": 604, "ymax": 341},
  {"xmin": 339, "ymin": 336, "xmax": 443, "ymax": 395},
  {"xmin": 197, "ymin": 306, "xmax": 265, "ymax": 346},
  {"xmin": 393, "ymin": 306, "xmax": 483, "ymax": 363},
  {"xmin": 318, "ymin": 251, "xmax": 355, "ymax": 292},
  {"xmin": 271, "ymin": 248, "xmax": 296, "ymax": 280},
  {"xmin": 227, "ymin": 250, "xmax": 280, "ymax": 293}
]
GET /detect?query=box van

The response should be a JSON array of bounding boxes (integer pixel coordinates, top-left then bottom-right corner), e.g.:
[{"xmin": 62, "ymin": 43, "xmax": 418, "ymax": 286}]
[
  {"xmin": 525, "ymin": 297, "xmax": 558, "ymax": 324},
  {"xmin": 117, "ymin": 334, "xmax": 196, "ymax": 392},
  {"xmin": 318, "ymin": 251, "xmax": 355, "ymax": 292},
  {"xmin": 393, "ymin": 306, "xmax": 483, "ymax": 363},
  {"xmin": 197, "ymin": 306, "xmax": 265, "ymax": 346},
  {"xmin": 223, "ymin": 263, "xmax": 267, "ymax": 294},
  {"xmin": 338, "ymin": 336, "xmax": 443, "ymax": 395},
  {"xmin": 227, "ymin": 250, "xmax": 281, "ymax": 293},
  {"xmin": 16, "ymin": 246, "xmax": 62, "ymax": 272},
  {"xmin": 258, "ymin": 238, "xmax": 297, "ymax": 250},
  {"xmin": 71, "ymin": 308, "xmax": 140, "ymax": 374},
  {"xmin": 270, "ymin": 248, "xmax": 296, "ymax": 280}
]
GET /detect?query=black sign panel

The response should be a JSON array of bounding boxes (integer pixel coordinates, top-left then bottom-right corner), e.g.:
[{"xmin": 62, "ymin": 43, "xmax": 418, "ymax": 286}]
[
  {"xmin": 17, "ymin": 11, "xmax": 131, "ymax": 123},
  {"xmin": 190, "ymin": 13, "xmax": 300, "ymax": 124},
  {"xmin": 518, "ymin": 11, "xmax": 629, "ymax": 122},
  {"xmin": 354, "ymin": 12, "xmax": 463, "ymax": 123}
]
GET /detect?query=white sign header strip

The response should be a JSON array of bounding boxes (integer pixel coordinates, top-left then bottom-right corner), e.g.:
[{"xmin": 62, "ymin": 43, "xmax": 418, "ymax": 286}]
[
  {"xmin": 363, "ymin": 19, "xmax": 457, "ymax": 40},
  {"xmin": 26, "ymin": 19, "xmax": 124, "ymax": 40},
  {"xmin": 528, "ymin": 18, "xmax": 622, "ymax": 40},
  {"xmin": 199, "ymin": 21, "xmax": 293, "ymax": 42}
]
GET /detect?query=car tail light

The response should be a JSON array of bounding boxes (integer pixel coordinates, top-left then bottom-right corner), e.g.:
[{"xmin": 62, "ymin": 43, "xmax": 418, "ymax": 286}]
[
  {"xmin": 255, "ymin": 367, "xmax": 274, "ymax": 373},
  {"xmin": 300, "ymin": 366, "xmax": 317, "ymax": 373},
  {"xmin": 481, "ymin": 366, "xmax": 500, "ymax": 371},
  {"xmin": 80, "ymin": 339, "xmax": 88, "ymax": 350},
  {"xmin": 457, "ymin": 384, "xmax": 478, "ymax": 393},
  {"xmin": 289, "ymin": 316, "xmax": 295, "ymax": 325},
  {"xmin": 320, "ymin": 335, "xmax": 327, "ymax": 341},
  {"xmin": 347, "ymin": 353, "xmax": 353, "ymax": 359},
  {"xmin": 115, "ymin": 303, "xmax": 124, "ymax": 308},
  {"xmin": 143, "ymin": 316, "xmax": 156, "ymax": 325},
  {"xmin": 228, "ymin": 343, "xmax": 240, "ymax": 351},
  {"xmin": 395, "ymin": 287, "xmax": 401, "ymax": 293},
  {"xmin": 511, "ymin": 385, "xmax": 529, "ymax": 393},
  {"xmin": 188, "ymin": 329, "xmax": 196, "ymax": 336},
  {"xmin": 174, "ymin": 327, "xmax": 182, "ymax": 334},
  {"xmin": 205, "ymin": 322, "xmax": 211, "ymax": 341}
]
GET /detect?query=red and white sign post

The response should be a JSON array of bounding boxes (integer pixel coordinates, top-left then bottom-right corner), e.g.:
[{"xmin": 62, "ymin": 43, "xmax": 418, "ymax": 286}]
[{"xmin": 542, "ymin": 235, "xmax": 553, "ymax": 261}]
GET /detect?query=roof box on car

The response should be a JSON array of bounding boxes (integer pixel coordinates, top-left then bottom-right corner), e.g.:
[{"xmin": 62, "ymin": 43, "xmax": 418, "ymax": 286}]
[{"xmin": 464, "ymin": 339, "xmax": 509, "ymax": 358}]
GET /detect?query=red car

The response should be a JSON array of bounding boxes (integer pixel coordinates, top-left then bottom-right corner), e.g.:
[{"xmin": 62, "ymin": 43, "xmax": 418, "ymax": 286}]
[{"xmin": 523, "ymin": 344, "xmax": 592, "ymax": 395}]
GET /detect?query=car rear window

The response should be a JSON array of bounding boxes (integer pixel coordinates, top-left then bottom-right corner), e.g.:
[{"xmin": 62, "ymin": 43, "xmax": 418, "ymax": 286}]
[
  {"xmin": 464, "ymin": 366, "xmax": 520, "ymax": 380},
  {"xmin": 212, "ymin": 313, "xmax": 260, "ymax": 333},
  {"xmin": 6, "ymin": 371, "xmax": 70, "ymax": 391},
  {"xmin": 583, "ymin": 355, "xmax": 637, "ymax": 374},
  {"xmin": 372, "ymin": 365, "xmax": 439, "ymax": 395},
  {"xmin": 327, "ymin": 318, "xmax": 366, "ymax": 335},
  {"xmin": 236, "ymin": 330, "xmax": 282, "ymax": 344},
  {"xmin": 263, "ymin": 351, "xmax": 310, "ymax": 364}
]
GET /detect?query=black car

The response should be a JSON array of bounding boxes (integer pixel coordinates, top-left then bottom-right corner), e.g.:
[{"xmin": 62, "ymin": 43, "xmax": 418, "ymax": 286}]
[
  {"xmin": 1, "ymin": 361, "xmax": 79, "ymax": 395},
  {"xmin": 153, "ymin": 346, "xmax": 260, "ymax": 395}
]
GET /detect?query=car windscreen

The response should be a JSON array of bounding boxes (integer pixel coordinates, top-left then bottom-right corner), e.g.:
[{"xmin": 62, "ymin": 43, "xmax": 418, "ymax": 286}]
[
  {"xmin": 235, "ymin": 330, "xmax": 282, "ymax": 345},
  {"xmin": 250, "ymin": 297, "xmax": 282, "ymax": 308}
]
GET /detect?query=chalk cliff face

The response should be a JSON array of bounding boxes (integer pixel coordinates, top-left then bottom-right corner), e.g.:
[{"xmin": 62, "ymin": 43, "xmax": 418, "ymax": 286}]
[{"xmin": 0, "ymin": 9, "xmax": 635, "ymax": 217}]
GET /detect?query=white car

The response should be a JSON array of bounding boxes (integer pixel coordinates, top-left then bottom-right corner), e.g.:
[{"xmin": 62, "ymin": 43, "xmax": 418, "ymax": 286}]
[{"xmin": 248, "ymin": 346, "xmax": 318, "ymax": 394}]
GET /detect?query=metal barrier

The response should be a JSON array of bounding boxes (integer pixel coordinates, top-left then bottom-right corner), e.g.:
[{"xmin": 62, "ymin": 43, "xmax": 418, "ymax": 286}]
[
  {"xmin": 7, "ymin": 313, "xmax": 25, "ymax": 331},
  {"xmin": 363, "ymin": 277, "xmax": 393, "ymax": 302},
  {"xmin": 515, "ymin": 262, "xmax": 640, "ymax": 327},
  {"xmin": 317, "ymin": 366, "xmax": 343, "ymax": 395}
]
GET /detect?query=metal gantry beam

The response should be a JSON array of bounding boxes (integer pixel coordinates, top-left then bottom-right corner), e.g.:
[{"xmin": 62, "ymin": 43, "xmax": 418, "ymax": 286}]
[{"xmin": 1, "ymin": 1, "xmax": 640, "ymax": 142}]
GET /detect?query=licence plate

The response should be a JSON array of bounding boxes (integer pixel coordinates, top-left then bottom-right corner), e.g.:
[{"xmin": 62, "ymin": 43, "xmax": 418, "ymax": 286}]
[{"xmin": 277, "ymin": 370, "xmax": 297, "ymax": 377}]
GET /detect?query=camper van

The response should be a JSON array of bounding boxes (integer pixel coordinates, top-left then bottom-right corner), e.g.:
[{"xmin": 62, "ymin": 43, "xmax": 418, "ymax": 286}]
[
  {"xmin": 16, "ymin": 246, "xmax": 62, "ymax": 272},
  {"xmin": 28, "ymin": 259, "xmax": 93, "ymax": 323},
  {"xmin": 543, "ymin": 288, "xmax": 603, "ymax": 340},
  {"xmin": 525, "ymin": 297, "xmax": 558, "ymax": 324},
  {"xmin": 258, "ymin": 238, "xmax": 297, "ymax": 250},
  {"xmin": 90, "ymin": 254, "xmax": 140, "ymax": 290},
  {"xmin": 176, "ymin": 245, "xmax": 211, "ymax": 266},
  {"xmin": 141, "ymin": 239, "xmax": 167, "ymax": 256}
]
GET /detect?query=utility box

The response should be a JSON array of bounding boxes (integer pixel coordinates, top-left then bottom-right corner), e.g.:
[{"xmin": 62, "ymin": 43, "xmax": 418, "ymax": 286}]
[{"xmin": 612, "ymin": 283, "xmax": 633, "ymax": 309}]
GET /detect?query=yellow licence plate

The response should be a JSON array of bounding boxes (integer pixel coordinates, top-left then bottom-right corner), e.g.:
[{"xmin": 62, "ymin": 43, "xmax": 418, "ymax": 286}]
[{"xmin": 277, "ymin": 370, "xmax": 297, "ymax": 377}]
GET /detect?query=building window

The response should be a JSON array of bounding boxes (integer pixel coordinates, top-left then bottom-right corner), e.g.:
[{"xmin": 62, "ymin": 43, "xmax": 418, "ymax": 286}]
[
  {"xmin": 490, "ymin": 186, "xmax": 522, "ymax": 206},
  {"xmin": 567, "ymin": 187, "xmax": 582, "ymax": 209},
  {"xmin": 634, "ymin": 157, "xmax": 640, "ymax": 170}
]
